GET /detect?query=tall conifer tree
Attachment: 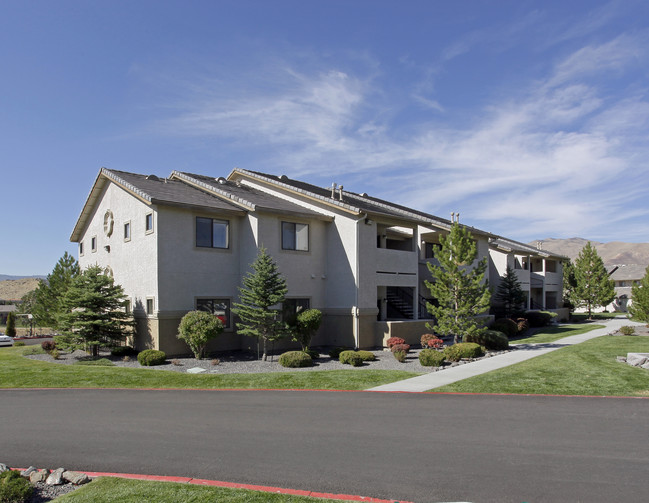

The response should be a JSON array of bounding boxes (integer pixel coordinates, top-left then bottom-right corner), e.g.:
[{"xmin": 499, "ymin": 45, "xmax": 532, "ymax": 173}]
[
  {"xmin": 573, "ymin": 242, "xmax": 615, "ymax": 319},
  {"xmin": 30, "ymin": 252, "xmax": 80, "ymax": 329},
  {"xmin": 495, "ymin": 265, "xmax": 526, "ymax": 318},
  {"xmin": 232, "ymin": 247, "xmax": 288, "ymax": 360},
  {"xmin": 629, "ymin": 265, "xmax": 649, "ymax": 324},
  {"xmin": 425, "ymin": 223, "xmax": 491, "ymax": 344}
]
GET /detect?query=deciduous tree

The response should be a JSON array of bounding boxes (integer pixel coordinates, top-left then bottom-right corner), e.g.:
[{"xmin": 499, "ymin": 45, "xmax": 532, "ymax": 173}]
[
  {"xmin": 425, "ymin": 223, "xmax": 491, "ymax": 344},
  {"xmin": 573, "ymin": 242, "xmax": 615, "ymax": 319},
  {"xmin": 290, "ymin": 308, "xmax": 322, "ymax": 351},
  {"xmin": 177, "ymin": 310, "xmax": 224, "ymax": 359},
  {"xmin": 629, "ymin": 265, "xmax": 649, "ymax": 324}
]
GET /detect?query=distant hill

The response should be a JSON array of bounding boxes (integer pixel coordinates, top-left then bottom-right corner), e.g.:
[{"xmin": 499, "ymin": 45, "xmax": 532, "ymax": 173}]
[
  {"xmin": 0, "ymin": 274, "xmax": 45, "ymax": 282},
  {"xmin": 529, "ymin": 238, "xmax": 649, "ymax": 267},
  {"xmin": 0, "ymin": 278, "xmax": 41, "ymax": 301}
]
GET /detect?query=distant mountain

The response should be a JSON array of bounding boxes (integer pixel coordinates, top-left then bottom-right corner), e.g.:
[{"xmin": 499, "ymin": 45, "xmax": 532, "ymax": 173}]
[
  {"xmin": 529, "ymin": 238, "xmax": 649, "ymax": 267},
  {"xmin": 0, "ymin": 277, "xmax": 42, "ymax": 301},
  {"xmin": 0, "ymin": 274, "xmax": 45, "ymax": 282}
]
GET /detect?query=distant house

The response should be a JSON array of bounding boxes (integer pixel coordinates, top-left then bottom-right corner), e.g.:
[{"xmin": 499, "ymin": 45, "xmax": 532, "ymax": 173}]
[
  {"xmin": 607, "ymin": 264, "xmax": 648, "ymax": 312},
  {"xmin": 0, "ymin": 304, "xmax": 17, "ymax": 325},
  {"xmin": 71, "ymin": 168, "xmax": 565, "ymax": 355}
]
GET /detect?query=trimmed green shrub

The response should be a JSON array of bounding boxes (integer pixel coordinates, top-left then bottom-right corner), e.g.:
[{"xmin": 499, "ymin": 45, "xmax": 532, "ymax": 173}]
[
  {"xmin": 464, "ymin": 330, "xmax": 509, "ymax": 350},
  {"xmin": 303, "ymin": 348, "xmax": 320, "ymax": 359},
  {"xmin": 278, "ymin": 351, "xmax": 313, "ymax": 368},
  {"xmin": 419, "ymin": 349, "xmax": 446, "ymax": 367},
  {"xmin": 13, "ymin": 341, "xmax": 25, "ymax": 347},
  {"xmin": 111, "ymin": 346, "xmax": 137, "ymax": 356},
  {"xmin": 443, "ymin": 343, "xmax": 484, "ymax": 362},
  {"xmin": 339, "ymin": 350, "xmax": 364, "ymax": 366},
  {"xmin": 355, "ymin": 350, "xmax": 375, "ymax": 362},
  {"xmin": 0, "ymin": 469, "xmax": 33, "ymax": 503},
  {"xmin": 393, "ymin": 350, "xmax": 407, "ymax": 363},
  {"xmin": 137, "ymin": 349, "xmax": 167, "ymax": 366},
  {"xmin": 291, "ymin": 308, "xmax": 323, "ymax": 351},
  {"xmin": 74, "ymin": 358, "xmax": 116, "ymax": 366},
  {"xmin": 620, "ymin": 325, "xmax": 636, "ymax": 335},
  {"xmin": 491, "ymin": 318, "xmax": 518, "ymax": 338},
  {"xmin": 526, "ymin": 310, "xmax": 557, "ymax": 327},
  {"xmin": 328, "ymin": 346, "xmax": 352, "ymax": 359}
]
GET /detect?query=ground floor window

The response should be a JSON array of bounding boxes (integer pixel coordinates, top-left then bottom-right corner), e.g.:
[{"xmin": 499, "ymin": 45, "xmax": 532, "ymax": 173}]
[{"xmin": 196, "ymin": 298, "xmax": 231, "ymax": 328}]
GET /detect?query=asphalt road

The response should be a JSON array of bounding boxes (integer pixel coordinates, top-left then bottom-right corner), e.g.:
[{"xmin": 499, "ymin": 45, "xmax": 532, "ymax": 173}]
[{"xmin": 1, "ymin": 389, "xmax": 647, "ymax": 502}]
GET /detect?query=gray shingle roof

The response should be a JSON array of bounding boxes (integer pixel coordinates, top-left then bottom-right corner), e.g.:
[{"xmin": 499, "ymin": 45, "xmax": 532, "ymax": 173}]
[
  {"xmin": 609, "ymin": 264, "xmax": 648, "ymax": 281},
  {"xmin": 489, "ymin": 237, "xmax": 568, "ymax": 260}
]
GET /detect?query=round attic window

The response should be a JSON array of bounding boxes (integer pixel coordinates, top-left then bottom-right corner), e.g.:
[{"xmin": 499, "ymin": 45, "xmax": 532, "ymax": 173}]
[{"xmin": 103, "ymin": 210, "xmax": 114, "ymax": 237}]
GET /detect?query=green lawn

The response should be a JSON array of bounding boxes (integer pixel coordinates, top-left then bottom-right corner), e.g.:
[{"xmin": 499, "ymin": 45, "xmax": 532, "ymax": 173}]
[
  {"xmin": 512, "ymin": 323, "xmax": 606, "ymax": 344},
  {"xmin": 54, "ymin": 476, "xmax": 345, "ymax": 502},
  {"xmin": 435, "ymin": 335, "xmax": 649, "ymax": 396},
  {"xmin": 0, "ymin": 347, "xmax": 419, "ymax": 391}
]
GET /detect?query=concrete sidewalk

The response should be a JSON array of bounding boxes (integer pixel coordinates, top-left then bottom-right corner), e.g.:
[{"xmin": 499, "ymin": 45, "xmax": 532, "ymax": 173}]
[{"xmin": 367, "ymin": 317, "xmax": 643, "ymax": 393}]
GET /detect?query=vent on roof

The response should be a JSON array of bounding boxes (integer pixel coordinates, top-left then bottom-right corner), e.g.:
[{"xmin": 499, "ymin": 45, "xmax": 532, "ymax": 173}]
[
  {"xmin": 280, "ymin": 175, "xmax": 288, "ymax": 181},
  {"xmin": 216, "ymin": 177, "xmax": 227, "ymax": 185},
  {"xmin": 360, "ymin": 192, "xmax": 368, "ymax": 197},
  {"xmin": 146, "ymin": 175, "xmax": 160, "ymax": 181}
]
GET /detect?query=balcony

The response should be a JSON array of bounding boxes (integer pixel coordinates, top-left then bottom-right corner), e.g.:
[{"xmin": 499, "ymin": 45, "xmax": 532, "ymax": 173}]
[{"xmin": 375, "ymin": 248, "xmax": 418, "ymax": 276}]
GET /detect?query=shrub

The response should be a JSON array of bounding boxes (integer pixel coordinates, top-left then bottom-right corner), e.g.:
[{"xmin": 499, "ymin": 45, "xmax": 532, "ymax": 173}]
[
  {"xmin": 303, "ymin": 348, "xmax": 320, "ymax": 360},
  {"xmin": 137, "ymin": 349, "xmax": 167, "ymax": 366},
  {"xmin": 339, "ymin": 350, "xmax": 364, "ymax": 366},
  {"xmin": 111, "ymin": 346, "xmax": 137, "ymax": 356},
  {"xmin": 328, "ymin": 346, "xmax": 352, "ymax": 359},
  {"xmin": 526, "ymin": 311, "xmax": 557, "ymax": 328},
  {"xmin": 22, "ymin": 347, "xmax": 45, "ymax": 356},
  {"xmin": 390, "ymin": 343, "xmax": 410, "ymax": 353},
  {"xmin": 491, "ymin": 318, "xmax": 518, "ymax": 338},
  {"xmin": 74, "ymin": 358, "xmax": 115, "ymax": 366},
  {"xmin": 393, "ymin": 350, "xmax": 407, "ymax": 363},
  {"xmin": 41, "ymin": 340, "xmax": 57, "ymax": 351},
  {"xmin": 13, "ymin": 341, "xmax": 25, "ymax": 347},
  {"xmin": 50, "ymin": 349, "xmax": 60, "ymax": 360},
  {"xmin": 355, "ymin": 350, "xmax": 376, "ymax": 361},
  {"xmin": 514, "ymin": 318, "xmax": 530, "ymax": 333},
  {"xmin": 0, "ymin": 469, "xmax": 33, "ymax": 503},
  {"xmin": 443, "ymin": 343, "xmax": 484, "ymax": 362},
  {"xmin": 419, "ymin": 349, "xmax": 446, "ymax": 367},
  {"xmin": 5, "ymin": 312, "xmax": 16, "ymax": 338},
  {"xmin": 291, "ymin": 309, "xmax": 323, "ymax": 351},
  {"xmin": 178, "ymin": 310, "xmax": 224, "ymax": 359},
  {"xmin": 620, "ymin": 326, "xmax": 636, "ymax": 335},
  {"xmin": 211, "ymin": 359, "xmax": 220, "ymax": 366},
  {"xmin": 279, "ymin": 351, "xmax": 313, "ymax": 368},
  {"xmin": 421, "ymin": 333, "xmax": 444, "ymax": 349},
  {"xmin": 464, "ymin": 330, "xmax": 509, "ymax": 350},
  {"xmin": 386, "ymin": 337, "xmax": 406, "ymax": 349}
]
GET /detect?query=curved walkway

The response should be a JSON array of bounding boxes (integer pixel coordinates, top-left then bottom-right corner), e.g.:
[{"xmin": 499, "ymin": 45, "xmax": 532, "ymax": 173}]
[{"xmin": 367, "ymin": 317, "xmax": 643, "ymax": 392}]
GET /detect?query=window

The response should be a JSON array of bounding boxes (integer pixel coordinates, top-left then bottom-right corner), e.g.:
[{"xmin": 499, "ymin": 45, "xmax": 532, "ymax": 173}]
[
  {"xmin": 145, "ymin": 213, "xmax": 153, "ymax": 234},
  {"xmin": 124, "ymin": 221, "xmax": 131, "ymax": 242},
  {"xmin": 124, "ymin": 299, "xmax": 132, "ymax": 314},
  {"xmin": 196, "ymin": 298, "xmax": 231, "ymax": 328},
  {"xmin": 282, "ymin": 298, "xmax": 310, "ymax": 324},
  {"xmin": 196, "ymin": 217, "xmax": 229, "ymax": 248},
  {"xmin": 91, "ymin": 236, "xmax": 97, "ymax": 252},
  {"xmin": 424, "ymin": 242, "xmax": 440, "ymax": 259},
  {"xmin": 282, "ymin": 222, "xmax": 308, "ymax": 251},
  {"xmin": 146, "ymin": 298, "xmax": 154, "ymax": 315},
  {"xmin": 79, "ymin": 242, "xmax": 84, "ymax": 256}
]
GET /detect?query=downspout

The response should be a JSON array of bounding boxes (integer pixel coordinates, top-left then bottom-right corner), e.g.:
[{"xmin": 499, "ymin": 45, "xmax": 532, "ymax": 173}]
[{"xmin": 353, "ymin": 214, "xmax": 367, "ymax": 350}]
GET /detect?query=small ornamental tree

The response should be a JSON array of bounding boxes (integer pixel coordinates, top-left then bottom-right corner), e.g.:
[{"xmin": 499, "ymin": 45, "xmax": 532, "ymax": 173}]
[
  {"xmin": 573, "ymin": 242, "xmax": 615, "ymax": 319},
  {"xmin": 629, "ymin": 265, "xmax": 649, "ymax": 324},
  {"xmin": 178, "ymin": 310, "xmax": 224, "ymax": 359},
  {"xmin": 291, "ymin": 308, "xmax": 322, "ymax": 351},
  {"xmin": 495, "ymin": 265, "xmax": 526, "ymax": 318},
  {"xmin": 232, "ymin": 247, "xmax": 288, "ymax": 361},
  {"xmin": 56, "ymin": 265, "xmax": 134, "ymax": 356},
  {"xmin": 425, "ymin": 222, "xmax": 491, "ymax": 344},
  {"xmin": 5, "ymin": 311, "xmax": 17, "ymax": 337}
]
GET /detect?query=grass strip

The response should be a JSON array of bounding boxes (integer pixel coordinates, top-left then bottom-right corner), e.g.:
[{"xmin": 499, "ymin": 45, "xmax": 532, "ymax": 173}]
[
  {"xmin": 54, "ymin": 476, "xmax": 348, "ymax": 502},
  {"xmin": 0, "ymin": 347, "xmax": 419, "ymax": 390},
  {"xmin": 512, "ymin": 323, "xmax": 605, "ymax": 344},
  {"xmin": 435, "ymin": 335, "xmax": 649, "ymax": 396}
]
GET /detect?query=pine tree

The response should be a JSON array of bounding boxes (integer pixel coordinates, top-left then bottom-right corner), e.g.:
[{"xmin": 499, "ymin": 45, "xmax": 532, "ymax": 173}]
[
  {"xmin": 629, "ymin": 265, "xmax": 649, "ymax": 324},
  {"xmin": 573, "ymin": 242, "xmax": 615, "ymax": 319},
  {"xmin": 232, "ymin": 247, "xmax": 288, "ymax": 360},
  {"xmin": 5, "ymin": 311, "xmax": 17, "ymax": 338},
  {"xmin": 425, "ymin": 223, "xmax": 491, "ymax": 344},
  {"xmin": 56, "ymin": 265, "xmax": 134, "ymax": 356},
  {"xmin": 562, "ymin": 259, "xmax": 578, "ymax": 312},
  {"xmin": 30, "ymin": 252, "xmax": 80, "ymax": 329},
  {"xmin": 495, "ymin": 265, "xmax": 526, "ymax": 318}
]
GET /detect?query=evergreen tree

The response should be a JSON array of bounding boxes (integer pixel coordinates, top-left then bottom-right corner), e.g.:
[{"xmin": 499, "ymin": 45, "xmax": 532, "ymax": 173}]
[
  {"xmin": 5, "ymin": 311, "xmax": 16, "ymax": 337},
  {"xmin": 495, "ymin": 265, "xmax": 526, "ymax": 318},
  {"xmin": 56, "ymin": 265, "xmax": 134, "ymax": 356},
  {"xmin": 562, "ymin": 259, "xmax": 578, "ymax": 312},
  {"xmin": 232, "ymin": 247, "xmax": 288, "ymax": 360},
  {"xmin": 573, "ymin": 242, "xmax": 615, "ymax": 319},
  {"xmin": 30, "ymin": 252, "xmax": 80, "ymax": 329},
  {"xmin": 425, "ymin": 223, "xmax": 491, "ymax": 344},
  {"xmin": 629, "ymin": 265, "xmax": 649, "ymax": 324}
]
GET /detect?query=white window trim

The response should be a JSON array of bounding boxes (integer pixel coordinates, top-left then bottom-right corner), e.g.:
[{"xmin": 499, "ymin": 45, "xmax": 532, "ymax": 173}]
[
  {"xmin": 79, "ymin": 241, "xmax": 84, "ymax": 257},
  {"xmin": 145, "ymin": 213, "xmax": 154, "ymax": 235},
  {"xmin": 281, "ymin": 221, "xmax": 309, "ymax": 252},
  {"xmin": 145, "ymin": 297, "xmax": 155, "ymax": 316},
  {"xmin": 124, "ymin": 221, "xmax": 131, "ymax": 242},
  {"xmin": 91, "ymin": 236, "xmax": 97, "ymax": 253}
]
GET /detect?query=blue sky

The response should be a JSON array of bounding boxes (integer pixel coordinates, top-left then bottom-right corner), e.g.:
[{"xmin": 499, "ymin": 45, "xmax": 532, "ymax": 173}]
[{"xmin": 2, "ymin": 0, "xmax": 648, "ymax": 275}]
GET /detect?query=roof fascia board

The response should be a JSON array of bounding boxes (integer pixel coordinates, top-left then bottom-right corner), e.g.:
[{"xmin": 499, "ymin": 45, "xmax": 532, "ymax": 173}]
[{"xmin": 170, "ymin": 171, "xmax": 256, "ymax": 211}]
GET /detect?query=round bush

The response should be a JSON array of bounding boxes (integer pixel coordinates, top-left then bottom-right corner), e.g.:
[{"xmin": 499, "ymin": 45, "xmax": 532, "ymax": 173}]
[
  {"xmin": 328, "ymin": 346, "xmax": 352, "ymax": 359},
  {"xmin": 620, "ymin": 325, "xmax": 636, "ymax": 335},
  {"xmin": 419, "ymin": 349, "xmax": 445, "ymax": 367},
  {"xmin": 464, "ymin": 330, "xmax": 509, "ymax": 350},
  {"xmin": 41, "ymin": 340, "xmax": 57, "ymax": 351},
  {"xmin": 386, "ymin": 336, "xmax": 406, "ymax": 349},
  {"xmin": 339, "ymin": 350, "xmax": 364, "ymax": 366},
  {"xmin": 393, "ymin": 350, "xmax": 407, "ymax": 363},
  {"xmin": 491, "ymin": 318, "xmax": 518, "ymax": 338},
  {"xmin": 137, "ymin": 349, "xmax": 167, "ymax": 366},
  {"xmin": 0, "ymin": 469, "xmax": 33, "ymax": 503},
  {"xmin": 355, "ymin": 350, "xmax": 375, "ymax": 361},
  {"xmin": 279, "ymin": 351, "xmax": 313, "ymax": 368},
  {"xmin": 526, "ymin": 311, "xmax": 556, "ymax": 328},
  {"xmin": 111, "ymin": 346, "xmax": 137, "ymax": 356},
  {"xmin": 443, "ymin": 343, "xmax": 484, "ymax": 362},
  {"xmin": 303, "ymin": 348, "xmax": 320, "ymax": 359},
  {"xmin": 390, "ymin": 343, "xmax": 411, "ymax": 353}
]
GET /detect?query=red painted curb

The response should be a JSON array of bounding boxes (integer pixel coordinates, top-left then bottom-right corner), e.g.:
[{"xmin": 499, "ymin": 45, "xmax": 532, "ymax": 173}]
[{"xmin": 12, "ymin": 468, "xmax": 412, "ymax": 502}]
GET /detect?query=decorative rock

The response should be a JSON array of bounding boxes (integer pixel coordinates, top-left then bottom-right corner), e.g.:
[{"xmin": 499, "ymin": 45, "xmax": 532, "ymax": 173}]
[
  {"xmin": 31, "ymin": 469, "xmax": 50, "ymax": 483},
  {"xmin": 616, "ymin": 356, "xmax": 627, "ymax": 363},
  {"xmin": 63, "ymin": 471, "xmax": 90, "ymax": 485},
  {"xmin": 626, "ymin": 353, "xmax": 649, "ymax": 367},
  {"xmin": 46, "ymin": 467, "xmax": 65, "ymax": 485},
  {"xmin": 0, "ymin": 463, "xmax": 9, "ymax": 473},
  {"xmin": 187, "ymin": 367, "xmax": 206, "ymax": 374},
  {"xmin": 642, "ymin": 361, "xmax": 649, "ymax": 370},
  {"xmin": 20, "ymin": 466, "xmax": 37, "ymax": 477}
]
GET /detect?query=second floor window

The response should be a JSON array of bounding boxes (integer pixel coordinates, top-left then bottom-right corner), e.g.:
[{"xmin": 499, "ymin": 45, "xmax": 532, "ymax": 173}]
[
  {"xmin": 282, "ymin": 222, "xmax": 308, "ymax": 251},
  {"xmin": 196, "ymin": 217, "xmax": 229, "ymax": 248}
]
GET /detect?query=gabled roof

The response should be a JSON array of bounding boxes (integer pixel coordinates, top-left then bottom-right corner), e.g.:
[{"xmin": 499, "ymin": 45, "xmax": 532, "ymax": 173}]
[
  {"xmin": 70, "ymin": 168, "xmax": 245, "ymax": 242},
  {"xmin": 489, "ymin": 236, "xmax": 568, "ymax": 260},
  {"xmin": 608, "ymin": 264, "xmax": 648, "ymax": 281}
]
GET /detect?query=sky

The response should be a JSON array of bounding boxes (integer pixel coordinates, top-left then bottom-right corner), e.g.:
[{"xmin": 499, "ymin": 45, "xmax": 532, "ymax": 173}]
[{"xmin": 2, "ymin": 0, "xmax": 649, "ymax": 276}]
